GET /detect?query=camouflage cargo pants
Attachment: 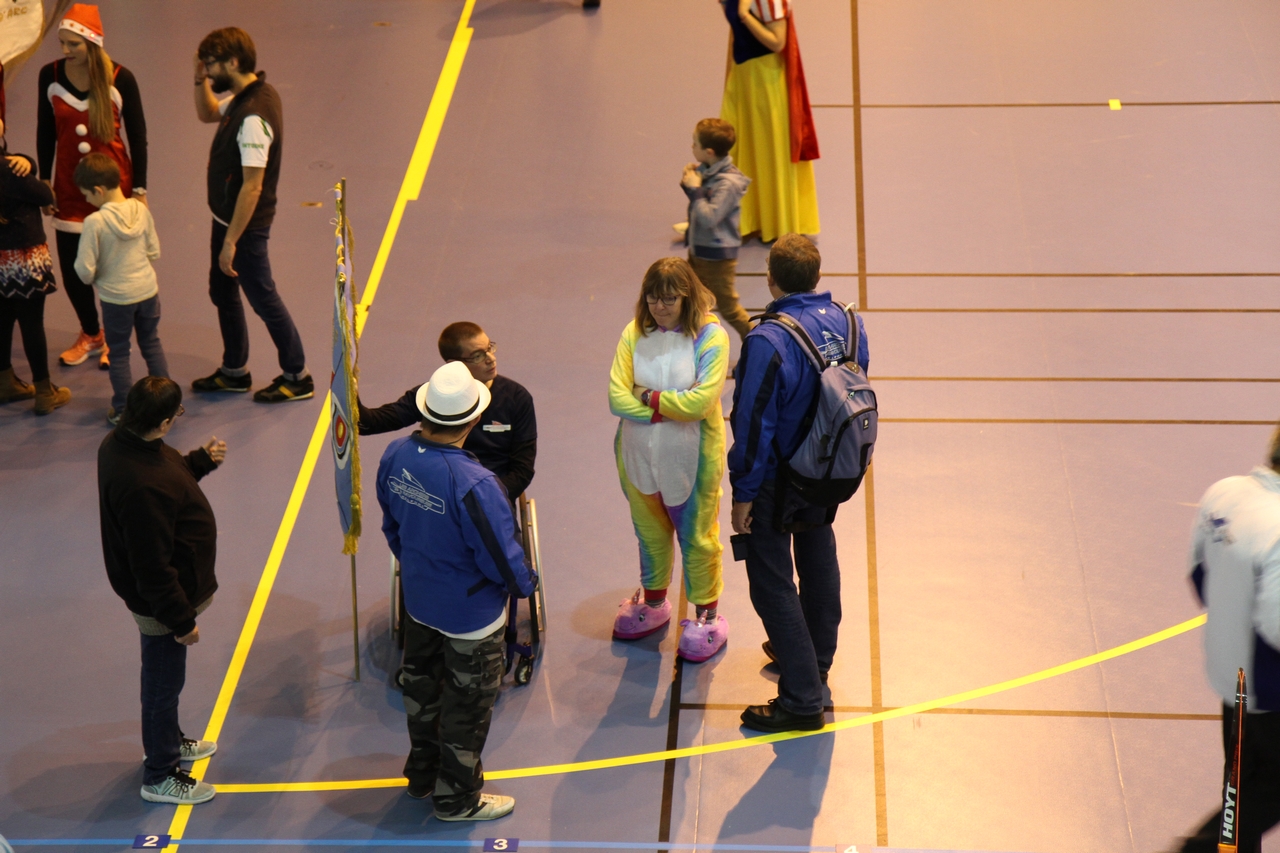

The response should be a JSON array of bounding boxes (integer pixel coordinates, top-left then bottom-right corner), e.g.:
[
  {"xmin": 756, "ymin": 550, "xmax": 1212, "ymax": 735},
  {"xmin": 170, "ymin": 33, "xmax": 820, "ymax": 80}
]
[{"xmin": 401, "ymin": 618, "xmax": 505, "ymax": 814}]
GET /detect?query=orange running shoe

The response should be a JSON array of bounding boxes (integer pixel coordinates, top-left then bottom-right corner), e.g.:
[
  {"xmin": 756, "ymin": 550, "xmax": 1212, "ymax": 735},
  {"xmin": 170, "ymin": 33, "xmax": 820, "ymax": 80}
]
[
  {"xmin": 60, "ymin": 331, "xmax": 105, "ymax": 366},
  {"xmin": 99, "ymin": 344, "xmax": 110, "ymax": 370}
]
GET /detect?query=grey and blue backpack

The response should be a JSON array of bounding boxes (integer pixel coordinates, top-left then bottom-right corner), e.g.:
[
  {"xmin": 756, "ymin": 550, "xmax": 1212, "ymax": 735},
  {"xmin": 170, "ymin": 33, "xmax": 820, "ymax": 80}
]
[{"xmin": 761, "ymin": 303, "xmax": 877, "ymax": 507}]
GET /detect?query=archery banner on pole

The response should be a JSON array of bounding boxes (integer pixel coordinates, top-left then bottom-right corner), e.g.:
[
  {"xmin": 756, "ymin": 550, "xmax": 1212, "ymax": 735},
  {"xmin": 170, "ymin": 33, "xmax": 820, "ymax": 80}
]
[{"xmin": 332, "ymin": 179, "xmax": 362, "ymax": 555}]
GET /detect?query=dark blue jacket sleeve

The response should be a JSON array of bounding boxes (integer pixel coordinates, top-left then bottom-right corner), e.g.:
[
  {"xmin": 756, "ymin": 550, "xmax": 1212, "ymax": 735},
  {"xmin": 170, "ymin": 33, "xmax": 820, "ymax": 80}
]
[
  {"xmin": 376, "ymin": 450, "xmax": 402, "ymax": 560},
  {"xmin": 358, "ymin": 387, "xmax": 420, "ymax": 436},
  {"xmin": 727, "ymin": 334, "xmax": 784, "ymax": 504},
  {"xmin": 459, "ymin": 476, "xmax": 536, "ymax": 598},
  {"xmin": 855, "ymin": 313, "xmax": 870, "ymax": 374}
]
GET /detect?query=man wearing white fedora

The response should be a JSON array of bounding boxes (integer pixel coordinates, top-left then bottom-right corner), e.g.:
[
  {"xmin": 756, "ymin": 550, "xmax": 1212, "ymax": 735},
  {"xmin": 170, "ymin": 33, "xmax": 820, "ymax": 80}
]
[{"xmin": 376, "ymin": 361, "xmax": 537, "ymax": 822}]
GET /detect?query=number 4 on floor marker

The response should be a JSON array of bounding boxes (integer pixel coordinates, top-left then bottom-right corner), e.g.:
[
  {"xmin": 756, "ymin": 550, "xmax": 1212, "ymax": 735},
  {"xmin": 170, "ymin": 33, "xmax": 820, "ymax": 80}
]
[
  {"xmin": 484, "ymin": 840, "xmax": 518, "ymax": 852},
  {"xmin": 133, "ymin": 836, "xmax": 171, "ymax": 849}
]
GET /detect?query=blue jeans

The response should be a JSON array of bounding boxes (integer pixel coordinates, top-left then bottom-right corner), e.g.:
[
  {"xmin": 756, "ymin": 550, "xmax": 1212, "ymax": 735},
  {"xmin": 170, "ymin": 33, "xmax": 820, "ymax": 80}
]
[
  {"xmin": 101, "ymin": 296, "xmax": 168, "ymax": 412},
  {"xmin": 140, "ymin": 631, "xmax": 187, "ymax": 786},
  {"xmin": 208, "ymin": 222, "xmax": 306, "ymax": 375},
  {"xmin": 743, "ymin": 479, "xmax": 841, "ymax": 716}
]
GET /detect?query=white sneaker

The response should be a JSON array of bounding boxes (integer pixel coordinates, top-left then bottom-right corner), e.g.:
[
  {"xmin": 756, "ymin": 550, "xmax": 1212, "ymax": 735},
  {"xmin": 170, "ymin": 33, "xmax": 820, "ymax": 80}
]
[
  {"xmin": 140, "ymin": 769, "xmax": 216, "ymax": 805},
  {"xmin": 435, "ymin": 793, "xmax": 515, "ymax": 821}
]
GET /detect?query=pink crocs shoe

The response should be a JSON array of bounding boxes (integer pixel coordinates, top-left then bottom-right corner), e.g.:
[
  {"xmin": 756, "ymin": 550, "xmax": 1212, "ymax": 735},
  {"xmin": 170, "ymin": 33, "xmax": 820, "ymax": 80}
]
[
  {"xmin": 613, "ymin": 589, "xmax": 672, "ymax": 640},
  {"xmin": 677, "ymin": 614, "xmax": 728, "ymax": 662}
]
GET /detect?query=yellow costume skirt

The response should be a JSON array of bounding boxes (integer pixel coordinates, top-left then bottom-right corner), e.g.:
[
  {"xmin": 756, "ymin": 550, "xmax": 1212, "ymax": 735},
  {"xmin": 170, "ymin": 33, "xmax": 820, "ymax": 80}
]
[{"xmin": 721, "ymin": 51, "xmax": 820, "ymax": 242}]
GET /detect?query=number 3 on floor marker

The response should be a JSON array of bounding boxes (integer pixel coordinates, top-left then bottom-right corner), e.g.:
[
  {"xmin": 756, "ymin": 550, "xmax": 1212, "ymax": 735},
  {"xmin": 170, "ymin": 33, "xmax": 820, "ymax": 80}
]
[
  {"xmin": 133, "ymin": 836, "xmax": 170, "ymax": 849},
  {"xmin": 483, "ymin": 840, "xmax": 517, "ymax": 852}
]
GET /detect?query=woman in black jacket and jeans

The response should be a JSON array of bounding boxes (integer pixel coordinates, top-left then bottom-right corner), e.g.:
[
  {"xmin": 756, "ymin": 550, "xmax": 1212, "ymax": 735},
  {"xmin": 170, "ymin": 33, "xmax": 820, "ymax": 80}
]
[{"xmin": 0, "ymin": 119, "xmax": 71, "ymax": 414}]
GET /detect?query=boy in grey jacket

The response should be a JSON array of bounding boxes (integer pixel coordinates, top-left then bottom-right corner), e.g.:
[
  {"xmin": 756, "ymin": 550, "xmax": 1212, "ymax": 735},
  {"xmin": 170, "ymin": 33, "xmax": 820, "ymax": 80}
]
[
  {"xmin": 74, "ymin": 153, "xmax": 168, "ymax": 425},
  {"xmin": 682, "ymin": 118, "xmax": 752, "ymax": 341}
]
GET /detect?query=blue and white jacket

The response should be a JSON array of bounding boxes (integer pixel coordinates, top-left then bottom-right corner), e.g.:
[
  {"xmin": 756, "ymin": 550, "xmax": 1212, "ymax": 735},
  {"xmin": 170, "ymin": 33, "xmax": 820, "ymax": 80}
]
[
  {"xmin": 377, "ymin": 434, "xmax": 535, "ymax": 635},
  {"xmin": 728, "ymin": 290, "xmax": 870, "ymax": 504},
  {"xmin": 1190, "ymin": 465, "xmax": 1280, "ymax": 710}
]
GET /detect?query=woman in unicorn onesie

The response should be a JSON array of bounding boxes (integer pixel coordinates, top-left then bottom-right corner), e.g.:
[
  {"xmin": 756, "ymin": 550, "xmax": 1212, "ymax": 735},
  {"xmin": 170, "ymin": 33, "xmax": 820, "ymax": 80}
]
[{"xmin": 608, "ymin": 257, "xmax": 731, "ymax": 663}]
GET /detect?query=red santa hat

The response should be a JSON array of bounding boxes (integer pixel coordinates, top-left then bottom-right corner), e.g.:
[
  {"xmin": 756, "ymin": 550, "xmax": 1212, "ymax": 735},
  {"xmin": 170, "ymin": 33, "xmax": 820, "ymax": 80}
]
[{"xmin": 59, "ymin": 4, "xmax": 104, "ymax": 47}]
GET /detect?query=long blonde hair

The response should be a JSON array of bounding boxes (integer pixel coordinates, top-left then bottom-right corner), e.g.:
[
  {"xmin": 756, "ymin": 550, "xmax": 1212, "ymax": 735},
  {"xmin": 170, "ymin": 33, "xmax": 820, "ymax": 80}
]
[
  {"xmin": 634, "ymin": 257, "xmax": 715, "ymax": 337},
  {"xmin": 84, "ymin": 41, "xmax": 116, "ymax": 144}
]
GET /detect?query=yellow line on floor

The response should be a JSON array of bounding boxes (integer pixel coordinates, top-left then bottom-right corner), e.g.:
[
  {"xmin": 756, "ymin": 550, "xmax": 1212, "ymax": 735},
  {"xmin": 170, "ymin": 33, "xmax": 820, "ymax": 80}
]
[
  {"xmin": 161, "ymin": 2, "xmax": 478, "ymax": 848},
  {"xmin": 212, "ymin": 613, "xmax": 1208, "ymax": 794}
]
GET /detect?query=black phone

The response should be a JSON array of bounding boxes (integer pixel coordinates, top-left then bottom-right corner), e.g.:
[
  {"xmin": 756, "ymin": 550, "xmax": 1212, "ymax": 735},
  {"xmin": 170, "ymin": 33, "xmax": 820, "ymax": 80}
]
[{"xmin": 730, "ymin": 533, "xmax": 750, "ymax": 562}]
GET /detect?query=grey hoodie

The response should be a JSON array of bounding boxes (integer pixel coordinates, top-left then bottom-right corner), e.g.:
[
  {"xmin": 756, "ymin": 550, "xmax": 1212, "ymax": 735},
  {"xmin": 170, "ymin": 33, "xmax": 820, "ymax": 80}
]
[
  {"xmin": 682, "ymin": 155, "xmax": 751, "ymax": 260},
  {"xmin": 74, "ymin": 198, "xmax": 160, "ymax": 305}
]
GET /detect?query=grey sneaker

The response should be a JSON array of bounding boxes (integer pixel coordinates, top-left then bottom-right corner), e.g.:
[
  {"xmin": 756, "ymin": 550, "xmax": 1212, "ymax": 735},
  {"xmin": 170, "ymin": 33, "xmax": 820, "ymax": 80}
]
[
  {"xmin": 144, "ymin": 737, "xmax": 217, "ymax": 763},
  {"xmin": 434, "ymin": 793, "xmax": 514, "ymax": 821},
  {"xmin": 180, "ymin": 738, "xmax": 217, "ymax": 761},
  {"xmin": 140, "ymin": 768, "xmax": 215, "ymax": 805}
]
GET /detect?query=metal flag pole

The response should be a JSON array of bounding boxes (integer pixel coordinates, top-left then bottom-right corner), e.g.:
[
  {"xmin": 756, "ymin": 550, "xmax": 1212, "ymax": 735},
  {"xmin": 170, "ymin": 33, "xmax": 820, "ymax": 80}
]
[{"xmin": 350, "ymin": 552, "xmax": 360, "ymax": 681}]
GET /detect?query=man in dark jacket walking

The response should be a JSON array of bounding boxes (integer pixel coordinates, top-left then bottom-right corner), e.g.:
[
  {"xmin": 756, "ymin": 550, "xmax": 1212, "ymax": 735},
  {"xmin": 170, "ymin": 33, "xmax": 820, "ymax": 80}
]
[
  {"xmin": 190, "ymin": 26, "xmax": 312, "ymax": 404},
  {"xmin": 98, "ymin": 376, "xmax": 227, "ymax": 805},
  {"xmin": 377, "ymin": 361, "xmax": 536, "ymax": 822}
]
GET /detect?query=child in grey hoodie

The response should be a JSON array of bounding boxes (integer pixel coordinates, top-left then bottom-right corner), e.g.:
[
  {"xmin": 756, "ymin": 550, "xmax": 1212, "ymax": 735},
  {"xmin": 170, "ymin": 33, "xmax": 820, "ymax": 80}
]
[
  {"xmin": 73, "ymin": 153, "xmax": 168, "ymax": 424},
  {"xmin": 681, "ymin": 118, "xmax": 752, "ymax": 342}
]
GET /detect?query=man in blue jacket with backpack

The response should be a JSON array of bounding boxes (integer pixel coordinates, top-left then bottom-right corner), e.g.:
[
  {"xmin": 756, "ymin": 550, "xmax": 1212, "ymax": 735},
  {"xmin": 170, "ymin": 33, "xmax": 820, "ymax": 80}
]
[
  {"xmin": 729, "ymin": 234, "xmax": 870, "ymax": 733},
  {"xmin": 377, "ymin": 361, "xmax": 537, "ymax": 821}
]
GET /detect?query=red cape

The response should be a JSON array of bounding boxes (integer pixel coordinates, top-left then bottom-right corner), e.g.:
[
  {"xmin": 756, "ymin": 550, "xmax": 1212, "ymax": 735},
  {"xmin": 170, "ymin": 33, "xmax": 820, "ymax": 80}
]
[{"xmin": 783, "ymin": 14, "xmax": 819, "ymax": 162}]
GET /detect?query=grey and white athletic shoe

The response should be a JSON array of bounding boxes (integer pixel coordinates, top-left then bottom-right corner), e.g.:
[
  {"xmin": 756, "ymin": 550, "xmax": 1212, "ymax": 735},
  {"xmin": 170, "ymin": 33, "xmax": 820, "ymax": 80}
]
[{"xmin": 140, "ymin": 769, "xmax": 216, "ymax": 805}]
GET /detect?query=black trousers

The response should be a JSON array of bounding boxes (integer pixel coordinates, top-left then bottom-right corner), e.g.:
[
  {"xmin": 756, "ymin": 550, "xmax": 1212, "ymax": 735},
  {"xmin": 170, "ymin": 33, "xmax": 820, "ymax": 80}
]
[
  {"xmin": 1180, "ymin": 705, "xmax": 1280, "ymax": 852},
  {"xmin": 0, "ymin": 292, "xmax": 49, "ymax": 381},
  {"xmin": 55, "ymin": 230, "xmax": 99, "ymax": 337},
  {"xmin": 742, "ymin": 479, "xmax": 840, "ymax": 716}
]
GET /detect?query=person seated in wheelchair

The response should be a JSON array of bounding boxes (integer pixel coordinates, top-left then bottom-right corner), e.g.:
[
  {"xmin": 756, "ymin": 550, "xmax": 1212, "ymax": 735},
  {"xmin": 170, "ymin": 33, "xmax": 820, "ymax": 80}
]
[
  {"xmin": 376, "ymin": 361, "xmax": 537, "ymax": 821},
  {"xmin": 359, "ymin": 321, "xmax": 536, "ymax": 500}
]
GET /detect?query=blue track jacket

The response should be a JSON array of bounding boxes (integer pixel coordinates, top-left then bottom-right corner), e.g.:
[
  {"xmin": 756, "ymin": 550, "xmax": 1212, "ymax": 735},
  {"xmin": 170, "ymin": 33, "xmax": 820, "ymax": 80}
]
[
  {"xmin": 728, "ymin": 290, "xmax": 870, "ymax": 504},
  {"xmin": 377, "ymin": 434, "xmax": 535, "ymax": 635}
]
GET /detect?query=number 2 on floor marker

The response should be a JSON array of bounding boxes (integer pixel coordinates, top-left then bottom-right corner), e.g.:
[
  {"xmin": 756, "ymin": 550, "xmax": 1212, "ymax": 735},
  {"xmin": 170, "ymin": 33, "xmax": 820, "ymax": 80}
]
[
  {"xmin": 133, "ymin": 836, "xmax": 170, "ymax": 849},
  {"xmin": 484, "ymin": 840, "xmax": 518, "ymax": 852}
]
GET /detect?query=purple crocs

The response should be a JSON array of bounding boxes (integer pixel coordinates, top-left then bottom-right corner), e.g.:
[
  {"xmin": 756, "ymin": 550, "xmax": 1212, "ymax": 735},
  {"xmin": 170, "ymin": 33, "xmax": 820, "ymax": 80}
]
[
  {"xmin": 677, "ymin": 614, "xmax": 728, "ymax": 662},
  {"xmin": 613, "ymin": 589, "xmax": 672, "ymax": 640}
]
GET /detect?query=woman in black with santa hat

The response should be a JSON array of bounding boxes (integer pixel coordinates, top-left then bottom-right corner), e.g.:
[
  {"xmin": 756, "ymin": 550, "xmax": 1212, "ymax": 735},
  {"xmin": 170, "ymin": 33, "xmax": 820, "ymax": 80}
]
[{"xmin": 37, "ymin": 3, "xmax": 147, "ymax": 370}]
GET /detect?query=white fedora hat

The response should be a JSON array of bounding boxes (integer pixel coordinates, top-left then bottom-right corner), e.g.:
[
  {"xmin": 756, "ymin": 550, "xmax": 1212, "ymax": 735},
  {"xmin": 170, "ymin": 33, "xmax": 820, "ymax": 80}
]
[{"xmin": 416, "ymin": 361, "xmax": 491, "ymax": 426}]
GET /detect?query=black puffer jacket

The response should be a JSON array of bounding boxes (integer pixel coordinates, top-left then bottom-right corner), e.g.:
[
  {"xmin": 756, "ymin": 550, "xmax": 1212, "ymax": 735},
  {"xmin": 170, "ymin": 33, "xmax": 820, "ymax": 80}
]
[
  {"xmin": 98, "ymin": 428, "xmax": 220, "ymax": 637},
  {"xmin": 0, "ymin": 153, "xmax": 54, "ymax": 252}
]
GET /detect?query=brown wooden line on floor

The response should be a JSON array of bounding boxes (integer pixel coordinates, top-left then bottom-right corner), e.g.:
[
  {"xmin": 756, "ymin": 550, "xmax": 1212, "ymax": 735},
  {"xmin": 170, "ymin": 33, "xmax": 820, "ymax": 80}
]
[
  {"xmin": 720, "ymin": 418, "xmax": 1275, "ymax": 424},
  {"xmin": 741, "ymin": 307, "xmax": 1280, "ymax": 314},
  {"xmin": 817, "ymin": 100, "xmax": 1280, "ymax": 108},
  {"xmin": 873, "ymin": 377, "xmax": 1280, "ymax": 383},
  {"xmin": 679, "ymin": 703, "xmax": 1220, "ymax": 721},
  {"xmin": 880, "ymin": 418, "xmax": 1276, "ymax": 425},
  {"xmin": 738, "ymin": 272, "xmax": 1280, "ymax": 278}
]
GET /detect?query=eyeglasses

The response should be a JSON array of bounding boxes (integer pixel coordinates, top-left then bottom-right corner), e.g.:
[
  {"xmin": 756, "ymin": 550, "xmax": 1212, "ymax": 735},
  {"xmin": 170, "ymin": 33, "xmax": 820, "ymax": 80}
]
[
  {"xmin": 645, "ymin": 294, "xmax": 681, "ymax": 307},
  {"xmin": 460, "ymin": 342, "xmax": 497, "ymax": 365}
]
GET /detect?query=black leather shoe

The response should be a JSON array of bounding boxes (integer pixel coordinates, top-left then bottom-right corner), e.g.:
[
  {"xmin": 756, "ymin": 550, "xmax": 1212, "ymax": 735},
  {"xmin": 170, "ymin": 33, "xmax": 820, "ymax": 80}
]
[
  {"xmin": 761, "ymin": 641, "xmax": 829, "ymax": 684},
  {"xmin": 406, "ymin": 779, "xmax": 433, "ymax": 800},
  {"xmin": 740, "ymin": 699, "xmax": 825, "ymax": 733}
]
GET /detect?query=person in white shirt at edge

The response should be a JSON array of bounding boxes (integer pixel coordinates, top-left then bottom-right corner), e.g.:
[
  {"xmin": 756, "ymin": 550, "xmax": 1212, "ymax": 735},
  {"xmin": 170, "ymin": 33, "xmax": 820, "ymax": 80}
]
[
  {"xmin": 190, "ymin": 27, "xmax": 312, "ymax": 404},
  {"xmin": 1174, "ymin": 425, "xmax": 1280, "ymax": 852}
]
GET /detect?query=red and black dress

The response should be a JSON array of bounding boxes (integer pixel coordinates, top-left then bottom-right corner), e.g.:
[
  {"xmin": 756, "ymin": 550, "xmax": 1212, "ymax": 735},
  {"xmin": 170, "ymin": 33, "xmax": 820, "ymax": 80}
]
[
  {"xmin": 36, "ymin": 59, "xmax": 146, "ymax": 338},
  {"xmin": 0, "ymin": 151, "xmax": 58, "ymax": 383}
]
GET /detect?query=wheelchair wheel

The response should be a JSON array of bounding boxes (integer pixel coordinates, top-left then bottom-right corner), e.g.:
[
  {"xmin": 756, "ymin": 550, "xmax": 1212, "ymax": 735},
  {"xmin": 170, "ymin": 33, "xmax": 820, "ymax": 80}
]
[
  {"xmin": 514, "ymin": 655, "xmax": 533, "ymax": 686},
  {"xmin": 390, "ymin": 556, "xmax": 406, "ymax": 650}
]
